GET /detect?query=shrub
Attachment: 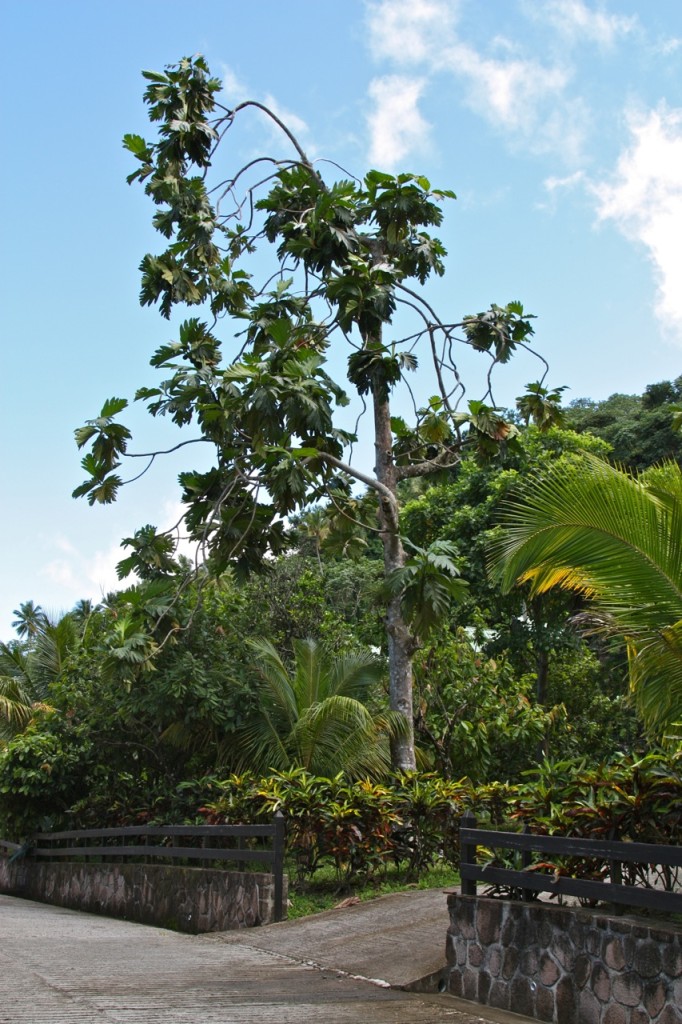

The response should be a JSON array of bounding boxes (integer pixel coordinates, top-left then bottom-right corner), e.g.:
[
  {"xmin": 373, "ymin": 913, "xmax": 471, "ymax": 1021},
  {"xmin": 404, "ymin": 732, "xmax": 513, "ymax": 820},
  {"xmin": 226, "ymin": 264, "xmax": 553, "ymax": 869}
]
[{"xmin": 199, "ymin": 768, "xmax": 473, "ymax": 884}]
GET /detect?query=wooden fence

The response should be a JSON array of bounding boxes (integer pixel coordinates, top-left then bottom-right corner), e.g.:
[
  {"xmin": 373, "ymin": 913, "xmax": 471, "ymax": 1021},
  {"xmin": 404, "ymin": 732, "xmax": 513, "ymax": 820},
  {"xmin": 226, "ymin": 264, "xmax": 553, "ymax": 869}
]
[
  {"xmin": 1, "ymin": 813, "xmax": 287, "ymax": 922},
  {"xmin": 459, "ymin": 810, "xmax": 682, "ymax": 914}
]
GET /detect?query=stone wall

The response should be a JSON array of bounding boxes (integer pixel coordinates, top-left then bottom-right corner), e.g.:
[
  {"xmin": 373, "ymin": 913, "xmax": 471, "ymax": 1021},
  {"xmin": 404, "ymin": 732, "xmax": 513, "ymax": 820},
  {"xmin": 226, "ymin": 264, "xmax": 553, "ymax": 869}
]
[
  {"xmin": 446, "ymin": 894, "xmax": 682, "ymax": 1024},
  {"xmin": 0, "ymin": 857, "xmax": 286, "ymax": 932}
]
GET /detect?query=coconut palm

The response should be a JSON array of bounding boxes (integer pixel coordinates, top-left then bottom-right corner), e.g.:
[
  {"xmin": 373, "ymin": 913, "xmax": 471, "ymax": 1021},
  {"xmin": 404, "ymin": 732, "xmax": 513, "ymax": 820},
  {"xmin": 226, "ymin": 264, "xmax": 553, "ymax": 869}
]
[
  {"xmin": 0, "ymin": 613, "xmax": 80, "ymax": 743},
  {"xmin": 489, "ymin": 455, "xmax": 682, "ymax": 739},
  {"xmin": 0, "ymin": 643, "xmax": 51, "ymax": 742},
  {"xmin": 11, "ymin": 600, "xmax": 47, "ymax": 639},
  {"xmin": 235, "ymin": 638, "xmax": 407, "ymax": 777}
]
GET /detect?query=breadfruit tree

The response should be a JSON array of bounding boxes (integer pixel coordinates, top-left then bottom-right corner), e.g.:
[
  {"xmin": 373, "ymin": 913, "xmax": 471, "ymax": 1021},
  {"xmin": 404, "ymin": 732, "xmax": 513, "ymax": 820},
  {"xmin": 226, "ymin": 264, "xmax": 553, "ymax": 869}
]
[{"xmin": 75, "ymin": 56, "xmax": 562, "ymax": 769}]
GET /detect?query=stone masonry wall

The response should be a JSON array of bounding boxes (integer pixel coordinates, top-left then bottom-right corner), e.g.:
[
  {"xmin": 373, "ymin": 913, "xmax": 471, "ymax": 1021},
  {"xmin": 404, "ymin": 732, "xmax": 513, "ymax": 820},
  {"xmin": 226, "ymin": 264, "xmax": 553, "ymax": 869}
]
[
  {"xmin": 0, "ymin": 857, "xmax": 286, "ymax": 932},
  {"xmin": 446, "ymin": 894, "xmax": 682, "ymax": 1024}
]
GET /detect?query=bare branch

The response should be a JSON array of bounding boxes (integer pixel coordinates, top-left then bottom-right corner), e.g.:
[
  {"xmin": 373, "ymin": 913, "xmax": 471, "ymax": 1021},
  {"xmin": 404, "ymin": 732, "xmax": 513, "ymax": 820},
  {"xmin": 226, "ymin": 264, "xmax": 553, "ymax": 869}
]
[
  {"xmin": 311, "ymin": 452, "xmax": 399, "ymax": 510},
  {"xmin": 396, "ymin": 452, "xmax": 462, "ymax": 481},
  {"xmin": 229, "ymin": 100, "xmax": 323, "ymax": 179},
  {"xmin": 313, "ymin": 157, "xmax": 363, "ymax": 186},
  {"xmin": 126, "ymin": 438, "xmax": 209, "ymax": 459},
  {"xmin": 517, "ymin": 342, "xmax": 550, "ymax": 386}
]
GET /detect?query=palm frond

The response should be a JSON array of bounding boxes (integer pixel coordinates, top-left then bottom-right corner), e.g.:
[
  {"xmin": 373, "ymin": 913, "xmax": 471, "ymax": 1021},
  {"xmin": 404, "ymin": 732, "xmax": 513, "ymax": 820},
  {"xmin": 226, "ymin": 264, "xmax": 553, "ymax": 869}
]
[
  {"xmin": 490, "ymin": 455, "xmax": 682, "ymax": 738},
  {"xmin": 247, "ymin": 638, "xmax": 299, "ymax": 726},
  {"xmin": 237, "ymin": 638, "xmax": 395, "ymax": 777},
  {"xmin": 628, "ymin": 620, "xmax": 682, "ymax": 734},
  {"xmin": 0, "ymin": 676, "xmax": 53, "ymax": 739}
]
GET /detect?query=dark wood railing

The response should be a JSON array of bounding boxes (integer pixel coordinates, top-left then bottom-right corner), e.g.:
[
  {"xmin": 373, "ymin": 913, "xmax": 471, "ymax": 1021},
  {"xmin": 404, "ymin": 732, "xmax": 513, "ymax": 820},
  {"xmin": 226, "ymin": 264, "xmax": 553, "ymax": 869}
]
[
  {"xmin": 459, "ymin": 810, "xmax": 682, "ymax": 914},
  {"xmin": 1, "ymin": 813, "xmax": 287, "ymax": 922}
]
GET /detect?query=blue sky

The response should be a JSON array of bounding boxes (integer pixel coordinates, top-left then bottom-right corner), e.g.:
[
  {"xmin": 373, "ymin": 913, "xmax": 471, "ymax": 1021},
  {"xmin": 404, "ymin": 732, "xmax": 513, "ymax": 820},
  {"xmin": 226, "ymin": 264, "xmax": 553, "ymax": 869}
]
[{"xmin": 1, "ymin": 0, "xmax": 681, "ymax": 639}]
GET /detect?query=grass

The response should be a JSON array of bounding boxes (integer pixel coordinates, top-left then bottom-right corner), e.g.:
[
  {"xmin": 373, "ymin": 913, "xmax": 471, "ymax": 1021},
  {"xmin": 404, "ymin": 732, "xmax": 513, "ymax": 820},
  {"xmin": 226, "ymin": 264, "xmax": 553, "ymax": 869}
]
[{"xmin": 286, "ymin": 861, "xmax": 460, "ymax": 919}]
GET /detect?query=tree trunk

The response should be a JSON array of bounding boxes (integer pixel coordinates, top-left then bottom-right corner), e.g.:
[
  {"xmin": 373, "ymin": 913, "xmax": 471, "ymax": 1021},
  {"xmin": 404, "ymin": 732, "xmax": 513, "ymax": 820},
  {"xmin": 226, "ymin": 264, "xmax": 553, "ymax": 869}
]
[
  {"xmin": 530, "ymin": 597, "xmax": 550, "ymax": 760},
  {"xmin": 372, "ymin": 379, "xmax": 417, "ymax": 771}
]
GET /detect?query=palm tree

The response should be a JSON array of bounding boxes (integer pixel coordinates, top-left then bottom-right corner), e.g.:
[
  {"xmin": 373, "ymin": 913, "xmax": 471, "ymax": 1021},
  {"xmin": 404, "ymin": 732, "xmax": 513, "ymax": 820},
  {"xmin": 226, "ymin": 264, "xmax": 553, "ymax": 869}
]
[
  {"xmin": 489, "ymin": 455, "xmax": 682, "ymax": 740},
  {"xmin": 235, "ymin": 638, "xmax": 407, "ymax": 777},
  {"xmin": 0, "ymin": 613, "xmax": 80, "ymax": 743},
  {"xmin": 11, "ymin": 600, "xmax": 47, "ymax": 639},
  {"xmin": 0, "ymin": 643, "xmax": 51, "ymax": 743}
]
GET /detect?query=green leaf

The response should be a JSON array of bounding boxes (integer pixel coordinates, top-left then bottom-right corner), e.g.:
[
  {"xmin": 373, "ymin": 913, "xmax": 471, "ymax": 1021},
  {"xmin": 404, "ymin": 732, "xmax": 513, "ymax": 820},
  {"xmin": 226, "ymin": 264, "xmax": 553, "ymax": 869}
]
[
  {"xmin": 364, "ymin": 170, "xmax": 395, "ymax": 185},
  {"xmin": 391, "ymin": 416, "xmax": 410, "ymax": 437},
  {"xmin": 73, "ymin": 425, "xmax": 97, "ymax": 450},
  {"xmin": 141, "ymin": 70, "xmax": 170, "ymax": 83},
  {"xmin": 267, "ymin": 319, "xmax": 291, "ymax": 346},
  {"xmin": 100, "ymin": 397, "xmax": 128, "ymax": 418},
  {"xmin": 122, "ymin": 133, "xmax": 149, "ymax": 156}
]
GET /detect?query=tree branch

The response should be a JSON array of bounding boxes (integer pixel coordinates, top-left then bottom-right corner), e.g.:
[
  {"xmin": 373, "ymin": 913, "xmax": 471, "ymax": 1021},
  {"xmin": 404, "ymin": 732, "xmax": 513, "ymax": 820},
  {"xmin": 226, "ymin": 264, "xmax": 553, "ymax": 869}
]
[
  {"xmin": 312, "ymin": 452, "xmax": 399, "ymax": 510},
  {"xmin": 229, "ymin": 101, "xmax": 323, "ymax": 181},
  {"xmin": 126, "ymin": 438, "xmax": 209, "ymax": 458},
  {"xmin": 396, "ymin": 452, "xmax": 462, "ymax": 481}
]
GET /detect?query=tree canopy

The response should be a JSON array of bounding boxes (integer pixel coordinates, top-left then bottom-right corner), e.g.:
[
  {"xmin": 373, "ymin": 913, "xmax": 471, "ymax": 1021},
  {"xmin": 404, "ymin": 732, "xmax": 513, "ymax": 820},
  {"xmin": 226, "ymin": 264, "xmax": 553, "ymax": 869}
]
[
  {"xmin": 564, "ymin": 378, "xmax": 682, "ymax": 470},
  {"xmin": 73, "ymin": 55, "xmax": 563, "ymax": 769}
]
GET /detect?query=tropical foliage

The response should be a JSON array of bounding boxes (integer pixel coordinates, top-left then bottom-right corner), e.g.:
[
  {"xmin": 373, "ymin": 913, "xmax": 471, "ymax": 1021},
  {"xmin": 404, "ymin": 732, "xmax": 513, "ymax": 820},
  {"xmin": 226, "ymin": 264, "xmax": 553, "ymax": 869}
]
[
  {"xmin": 565, "ymin": 377, "xmax": 682, "ymax": 470},
  {"xmin": 412, "ymin": 627, "xmax": 566, "ymax": 780},
  {"xmin": 199, "ymin": 769, "xmax": 473, "ymax": 883},
  {"xmin": 0, "ymin": 611, "xmax": 82, "ymax": 743},
  {"xmin": 1, "ymin": 54, "xmax": 678, "ymax": 864},
  {"xmin": 491, "ymin": 455, "xmax": 682, "ymax": 739},
  {"xmin": 72, "ymin": 54, "xmax": 563, "ymax": 770},
  {"xmin": 233, "ymin": 638, "xmax": 405, "ymax": 777},
  {"xmin": 512, "ymin": 751, "xmax": 682, "ymax": 847}
]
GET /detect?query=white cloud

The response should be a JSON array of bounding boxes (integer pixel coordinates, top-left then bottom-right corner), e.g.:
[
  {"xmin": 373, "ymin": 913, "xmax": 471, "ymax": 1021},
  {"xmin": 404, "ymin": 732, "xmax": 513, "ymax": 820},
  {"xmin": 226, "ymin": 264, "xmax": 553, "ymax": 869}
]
[
  {"xmin": 535, "ymin": 99, "xmax": 591, "ymax": 163},
  {"xmin": 367, "ymin": 75, "xmax": 432, "ymax": 167},
  {"xmin": 258, "ymin": 93, "xmax": 315, "ymax": 158},
  {"xmin": 54, "ymin": 536, "xmax": 78, "ymax": 556},
  {"xmin": 591, "ymin": 105, "xmax": 682, "ymax": 342},
  {"xmin": 219, "ymin": 66, "xmax": 312, "ymax": 158},
  {"xmin": 655, "ymin": 36, "xmax": 682, "ymax": 57},
  {"xmin": 540, "ymin": 169, "xmax": 586, "ymax": 210},
  {"xmin": 366, "ymin": 0, "xmax": 459, "ymax": 65},
  {"xmin": 364, "ymin": 0, "xmax": 586, "ymax": 164},
  {"xmin": 444, "ymin": 42, "xmax": 570, "ymax": 131},
  {"xmin": 85, "ymin": 542, "xmax": 126, "ymax": 597},
  {"xmin": 39, "ymin": 496, "xmax": 204, "ymax": 611},
  {"xmin": 525, "ymin": 0, "xmax": 636, "ymax": 48},
  {"xmin": 42, "ymin": 535, "xmax": 123, "ymax": 603},
  {"xmin": 42, "ymin": 557, "xmax": 81, "ymax": 591},
  {"xmin": 437, "ymin": 42, "xmax": 589, "ymax": 160},
  {"xmin": 544, "ymin": 169, "xmax": 586, "ymax": 195},
  {"xmin": 221, "ymin": 65, "xmax": 249, "ymax": 106}
]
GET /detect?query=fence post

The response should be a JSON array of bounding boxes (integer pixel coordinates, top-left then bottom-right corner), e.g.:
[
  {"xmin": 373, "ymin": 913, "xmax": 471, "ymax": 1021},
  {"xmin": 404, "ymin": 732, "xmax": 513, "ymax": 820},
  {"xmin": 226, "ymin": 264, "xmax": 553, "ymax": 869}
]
[
  {"xmin": 521, "ymin": 823, "xmax": 533, "ymax": 902},
  {"xmin": 460, "ymin": 810, "xmax": 477, "ymax": 897},
  {"xmin": 608, "ymin": 826, "xmax": 624, "ymax": 916},
  {"xmin": 273, "ymin": 811, "xmax": 286, "ymax": 923}
]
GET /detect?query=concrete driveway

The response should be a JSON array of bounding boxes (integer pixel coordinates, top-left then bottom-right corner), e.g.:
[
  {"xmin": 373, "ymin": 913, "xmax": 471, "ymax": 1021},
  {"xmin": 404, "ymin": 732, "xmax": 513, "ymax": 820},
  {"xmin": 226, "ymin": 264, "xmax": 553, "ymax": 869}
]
[{"xmin": 0, "ymin": 892, "xmax": 531, "ymax": 1024}]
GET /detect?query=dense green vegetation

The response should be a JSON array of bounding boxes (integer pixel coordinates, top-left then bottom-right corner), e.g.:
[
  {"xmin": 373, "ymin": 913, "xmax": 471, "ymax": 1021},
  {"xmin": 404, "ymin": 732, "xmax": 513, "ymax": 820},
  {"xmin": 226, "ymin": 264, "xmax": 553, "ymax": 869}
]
[
  {"xmin": 72, "ymin": 56, "xmax": 567, "ymax": 772},
  {"xmin": 565, "ymin": 378, "xmax": 682, "ymax": 470},
  {"xmin": 2, "ymin": 392, "xmax": 681, "ymax": 915},
  {"xmin": 2, "ymin": 57, "xmax": 681, "ymax": 912},
  {"xmin": 2, "ymin": 390, "xmax": 680, "ymax": 843}
]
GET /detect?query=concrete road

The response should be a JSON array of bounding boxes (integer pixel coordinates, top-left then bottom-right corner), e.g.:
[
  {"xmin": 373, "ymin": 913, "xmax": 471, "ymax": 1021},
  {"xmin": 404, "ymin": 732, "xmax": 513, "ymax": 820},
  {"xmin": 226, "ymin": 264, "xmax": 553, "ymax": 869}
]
[{"xmin": 0, "ymin": 893, "xmax": 530, "ymax": 1024}]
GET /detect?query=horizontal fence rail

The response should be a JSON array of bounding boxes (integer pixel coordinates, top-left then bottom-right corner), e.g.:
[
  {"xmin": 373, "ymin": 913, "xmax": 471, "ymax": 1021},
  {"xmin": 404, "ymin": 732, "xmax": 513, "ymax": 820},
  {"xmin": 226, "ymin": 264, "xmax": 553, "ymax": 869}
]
[
  {"xmin": 459, "ymin": 811, "xmax": 682, "ymax": 915},
  {"xmin": 1, "ymin": 813, "xmax": 287, "ymax": 922}
]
